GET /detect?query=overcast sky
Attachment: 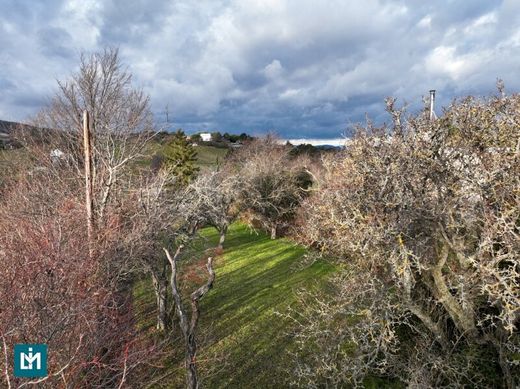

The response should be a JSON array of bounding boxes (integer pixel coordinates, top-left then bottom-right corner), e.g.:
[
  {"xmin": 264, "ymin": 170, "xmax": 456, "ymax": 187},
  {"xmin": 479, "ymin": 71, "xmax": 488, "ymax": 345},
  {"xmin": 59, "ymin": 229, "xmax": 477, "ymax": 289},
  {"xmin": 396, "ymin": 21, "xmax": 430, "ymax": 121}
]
[{"xmin": 1, "ymin": 0, "xmax": 519, "ymax": 139}]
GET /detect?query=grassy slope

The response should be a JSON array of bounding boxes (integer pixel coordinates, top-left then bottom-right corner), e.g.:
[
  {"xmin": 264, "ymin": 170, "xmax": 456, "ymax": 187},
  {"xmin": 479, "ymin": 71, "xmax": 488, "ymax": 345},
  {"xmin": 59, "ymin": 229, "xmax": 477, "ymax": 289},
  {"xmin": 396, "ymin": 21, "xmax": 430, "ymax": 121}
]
[
  {"xmin": 194, "ymin": 145, "xmax": 228, "ymax": 169},
  {"xmin": 0, "ymin": 138, "xmax": 228, "ymax": 177},
  {"xmin": 135, "ymin": 223, "xmax": 336, "ymax": 388},
  {"xmin": 143, "ymin": 138, "xmax": 229, "ymax": 170}
]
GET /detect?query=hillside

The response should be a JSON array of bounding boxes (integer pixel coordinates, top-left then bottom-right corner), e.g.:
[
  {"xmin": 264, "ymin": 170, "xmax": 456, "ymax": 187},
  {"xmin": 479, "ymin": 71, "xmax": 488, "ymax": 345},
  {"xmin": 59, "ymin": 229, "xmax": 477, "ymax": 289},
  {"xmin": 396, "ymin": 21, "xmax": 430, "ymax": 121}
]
[
  {"xmin": 140, "ymin": 137, "xmax": 229, "ymax": 171},
  {"xmin": 194, "ymin": 145, "xmax": 229, "ymax": 169},
  {"xmin": 134, "ymin": 223, "xmax": 337, "ymax": 388}
]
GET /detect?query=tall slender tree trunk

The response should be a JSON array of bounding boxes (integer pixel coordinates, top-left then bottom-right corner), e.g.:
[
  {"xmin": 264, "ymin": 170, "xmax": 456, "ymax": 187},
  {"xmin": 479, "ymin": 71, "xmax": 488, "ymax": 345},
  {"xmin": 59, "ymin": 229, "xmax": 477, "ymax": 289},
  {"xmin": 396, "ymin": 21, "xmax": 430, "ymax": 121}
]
[{"xmin": 151, "ymin": 272, "xmax": 168, "ymax": 331}]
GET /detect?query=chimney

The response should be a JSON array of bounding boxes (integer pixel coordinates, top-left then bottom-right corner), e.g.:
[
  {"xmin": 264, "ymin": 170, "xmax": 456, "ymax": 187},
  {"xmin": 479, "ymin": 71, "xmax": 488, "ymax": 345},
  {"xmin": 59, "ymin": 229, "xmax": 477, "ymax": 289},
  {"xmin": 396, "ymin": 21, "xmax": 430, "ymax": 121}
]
[{"xmin": 429, "ymin": 89, "xmax": 436, "ymax": 121}]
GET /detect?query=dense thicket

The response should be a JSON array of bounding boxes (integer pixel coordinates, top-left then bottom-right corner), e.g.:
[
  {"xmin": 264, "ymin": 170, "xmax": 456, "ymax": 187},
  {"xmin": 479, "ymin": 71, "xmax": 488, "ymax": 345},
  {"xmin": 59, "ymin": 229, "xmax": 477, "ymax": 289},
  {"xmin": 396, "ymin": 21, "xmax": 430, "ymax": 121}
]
[{"xmin": 294, "ymin": 90, "xmax": 519, "ymax": 387}]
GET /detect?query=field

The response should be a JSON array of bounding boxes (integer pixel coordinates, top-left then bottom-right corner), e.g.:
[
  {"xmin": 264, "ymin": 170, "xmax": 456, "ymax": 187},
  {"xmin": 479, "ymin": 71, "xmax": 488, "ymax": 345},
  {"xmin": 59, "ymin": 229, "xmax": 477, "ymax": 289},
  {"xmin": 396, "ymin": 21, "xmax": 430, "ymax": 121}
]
[
  {"xmin": 194, "ymin": 145, "xmax": 229, "ymax": 169},
  {"xmin": 134, "ymin": 223, "xmax": 336, "ymax": 388},
  {"xmin": 143, "ymin": 137, "xmax": 229, "ymax": 171}
]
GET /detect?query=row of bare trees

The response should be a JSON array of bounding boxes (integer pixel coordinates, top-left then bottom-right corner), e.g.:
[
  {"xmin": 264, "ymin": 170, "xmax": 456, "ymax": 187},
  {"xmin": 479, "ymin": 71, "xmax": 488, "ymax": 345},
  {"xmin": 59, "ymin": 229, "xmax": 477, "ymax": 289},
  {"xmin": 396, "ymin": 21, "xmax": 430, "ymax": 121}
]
[
  {"xmin": 292, "ymin": 88, "xmax": 519, "ymax": 388},
  {"xmin": 0, "ymin": 48, "xmax": 159, "ymax": 388},
  {"xmin": 0, "ymin": 48, "xmax": 313, "ymax": 388}
]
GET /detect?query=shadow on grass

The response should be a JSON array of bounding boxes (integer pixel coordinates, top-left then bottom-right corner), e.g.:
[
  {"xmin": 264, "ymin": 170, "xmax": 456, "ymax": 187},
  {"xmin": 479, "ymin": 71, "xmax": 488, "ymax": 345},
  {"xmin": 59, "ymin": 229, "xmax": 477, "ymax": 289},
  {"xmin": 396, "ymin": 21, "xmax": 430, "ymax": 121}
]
[
  {"xmin": 193, "ymin": 224, "xmax": 335, "ymax": 388},
  {"xmin": 135, "ymin": 223, "xmax": 336, "ymax": 388}
]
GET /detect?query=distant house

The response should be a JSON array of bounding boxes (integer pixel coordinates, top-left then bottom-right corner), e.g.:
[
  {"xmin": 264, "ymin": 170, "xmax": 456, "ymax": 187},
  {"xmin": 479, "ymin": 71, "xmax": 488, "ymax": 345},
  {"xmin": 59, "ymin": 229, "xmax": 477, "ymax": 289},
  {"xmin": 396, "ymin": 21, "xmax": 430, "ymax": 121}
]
[{"xmin": 200, "ymin": 133, "xmax": 212, "ymax": 142}]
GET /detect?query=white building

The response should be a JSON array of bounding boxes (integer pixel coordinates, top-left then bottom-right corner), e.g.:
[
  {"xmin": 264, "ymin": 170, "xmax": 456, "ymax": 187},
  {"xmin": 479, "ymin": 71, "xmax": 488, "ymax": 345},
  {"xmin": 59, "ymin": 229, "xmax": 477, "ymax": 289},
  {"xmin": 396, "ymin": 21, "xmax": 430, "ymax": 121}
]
[{"xmin": 200, "ymin": 133, "xmax": 212, "ymax": 142}]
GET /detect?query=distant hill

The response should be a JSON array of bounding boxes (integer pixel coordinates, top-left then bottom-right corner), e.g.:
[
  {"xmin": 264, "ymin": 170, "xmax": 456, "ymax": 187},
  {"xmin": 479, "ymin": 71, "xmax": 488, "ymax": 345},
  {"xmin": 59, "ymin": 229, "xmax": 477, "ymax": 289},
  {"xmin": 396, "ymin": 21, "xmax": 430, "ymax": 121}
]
[
  {"xmin": 0, "ymin": 119, "xmax": 33, "ymax": 148},
  {"xmin": 0, "ymin": 120, "xmax": 17, "ymax": 148},
  {"xmin": 0, "ymin": 119, "xmax": 24, "ymax": 134}
]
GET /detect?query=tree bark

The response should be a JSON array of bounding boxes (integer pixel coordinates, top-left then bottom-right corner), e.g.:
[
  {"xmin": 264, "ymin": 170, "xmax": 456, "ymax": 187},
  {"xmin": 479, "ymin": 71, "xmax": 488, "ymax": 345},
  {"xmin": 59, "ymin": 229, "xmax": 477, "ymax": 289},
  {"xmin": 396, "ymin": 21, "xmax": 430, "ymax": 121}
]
[
  {"xmin": 151, "ymin": 272, "xmax": 168, "ymax": 331},
  {"xmin": 217, "ymin": 224, "xmax": 228, "ymax": 249},
  {"xmin": 400, "ymin": 254, "xmax": 449, "ymax": 349},
  {"xmin": 270, "ymin": 225, "xmax": 277, "ymax": 240},
  {"xmin": 163, "ymin": 247, "xmax": 215, "ymax": 389},
  {"xmin": 431, "ymin": 243, "xmax": 477, "ymax": 337}
]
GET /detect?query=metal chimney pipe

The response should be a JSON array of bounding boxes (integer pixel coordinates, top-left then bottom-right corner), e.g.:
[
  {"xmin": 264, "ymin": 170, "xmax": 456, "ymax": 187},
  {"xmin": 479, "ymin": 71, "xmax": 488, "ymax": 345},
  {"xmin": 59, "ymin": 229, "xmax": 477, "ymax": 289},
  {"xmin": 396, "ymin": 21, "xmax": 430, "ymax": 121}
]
[{"xmin": 429, "ymin": 89, "xmax": 436, "ymax": 121}]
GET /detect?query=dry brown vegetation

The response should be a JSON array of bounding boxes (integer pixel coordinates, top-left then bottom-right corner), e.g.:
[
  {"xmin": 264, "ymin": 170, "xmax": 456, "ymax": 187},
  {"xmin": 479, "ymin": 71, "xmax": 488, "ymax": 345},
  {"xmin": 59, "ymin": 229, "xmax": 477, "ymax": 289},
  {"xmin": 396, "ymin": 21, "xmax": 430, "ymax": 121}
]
[
  {"xmin": 293, "ymin": 88, "xmax": 519, "ymax": 388},
  {"xmin": 229, "ymin": 136, "xmax": 313, "ymax": 239}
]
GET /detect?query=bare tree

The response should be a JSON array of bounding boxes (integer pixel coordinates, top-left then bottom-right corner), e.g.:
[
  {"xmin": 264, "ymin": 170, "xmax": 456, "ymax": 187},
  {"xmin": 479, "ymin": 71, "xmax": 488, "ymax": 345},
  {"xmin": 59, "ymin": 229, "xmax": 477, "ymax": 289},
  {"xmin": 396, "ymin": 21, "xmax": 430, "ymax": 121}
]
[
  {"xmin": 129, "ymin": 171, "xmax": 220, "ymax": 388},
  {"xmin": 0, "ymin": 49, "xmax": 162, "ymax": 388},
  {"xmin": 186, "ymin": 171, "xmax": 239, "ymax": 249},
  {"xmin": 231, "ymin": 136, "xmax": 312, "ymax": 239},
  {"xmin": 123, "ymin": 167, "xmax": 225, "ymax": 387},
  {"xmin": 18, "ymin": 47, "xmax": 155, "ymax": 224},
  {"xmin": 295, "ymin": 89, "xmax": 519, "ymax": 387},
  {"xmin": 122, "ymin": 170, "xmax": 177, "ymax": 331}
]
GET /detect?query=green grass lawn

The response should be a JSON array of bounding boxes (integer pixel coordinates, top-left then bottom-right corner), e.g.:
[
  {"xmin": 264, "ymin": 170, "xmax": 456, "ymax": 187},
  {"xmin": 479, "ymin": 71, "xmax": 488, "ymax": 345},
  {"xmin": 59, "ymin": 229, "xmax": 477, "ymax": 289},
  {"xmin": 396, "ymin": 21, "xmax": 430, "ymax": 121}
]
[
  {"xmin": 194, "ymin": 145, "xmax": 228, "ymax": 169},
  {"xmin": 138, "ymin": 138, "xmax": 229, "ymax": 172},
  {"xmin": 134, "ymin": 223, "xmax": 336, "ymax": 388}
]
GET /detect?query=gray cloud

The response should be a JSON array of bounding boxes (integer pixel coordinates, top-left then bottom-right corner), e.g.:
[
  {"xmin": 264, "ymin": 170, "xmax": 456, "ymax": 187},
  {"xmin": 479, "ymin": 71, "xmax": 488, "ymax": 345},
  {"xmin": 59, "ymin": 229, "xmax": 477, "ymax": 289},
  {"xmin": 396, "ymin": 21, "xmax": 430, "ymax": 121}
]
[{"xmin": 0, "ymin": 0, "xmax": 519, "ymax": 138}]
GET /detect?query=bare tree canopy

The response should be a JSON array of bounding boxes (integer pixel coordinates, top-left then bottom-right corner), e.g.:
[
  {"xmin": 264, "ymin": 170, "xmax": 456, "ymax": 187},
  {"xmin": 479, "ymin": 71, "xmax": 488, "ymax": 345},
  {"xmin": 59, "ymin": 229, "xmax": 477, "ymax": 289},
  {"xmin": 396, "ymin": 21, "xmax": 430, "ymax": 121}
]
[
  {"xmin": 230, "ymin": 136, "xmax": 312, "ymax": 239},
  {"xmin": 295, "ymin": 89, "xmax": 520, "ymax": 388},
  {"xmin": 19, "ymin": 48, "xmax": 155, "ymax": 221}
]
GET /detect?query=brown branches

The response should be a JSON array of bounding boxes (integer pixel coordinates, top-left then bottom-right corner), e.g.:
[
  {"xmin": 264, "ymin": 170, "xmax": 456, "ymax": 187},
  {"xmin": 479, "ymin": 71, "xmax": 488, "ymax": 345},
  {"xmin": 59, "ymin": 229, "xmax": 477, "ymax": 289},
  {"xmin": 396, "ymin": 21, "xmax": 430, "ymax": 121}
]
[
  {"xmin": 19, "ymin": 48, "xmax": 156, "ymax": 229},
  {"xmin": 231, "ymin": 136, "xmax": 312, "ymax": 239}
]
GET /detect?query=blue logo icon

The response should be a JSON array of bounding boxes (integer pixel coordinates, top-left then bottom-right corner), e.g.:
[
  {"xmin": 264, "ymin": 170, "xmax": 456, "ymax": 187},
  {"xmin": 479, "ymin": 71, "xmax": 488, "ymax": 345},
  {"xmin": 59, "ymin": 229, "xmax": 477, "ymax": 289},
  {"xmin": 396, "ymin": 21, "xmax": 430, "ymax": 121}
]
[{"xmin": 14, "ymin": 344, "xmax": 48, "ymax": 378}]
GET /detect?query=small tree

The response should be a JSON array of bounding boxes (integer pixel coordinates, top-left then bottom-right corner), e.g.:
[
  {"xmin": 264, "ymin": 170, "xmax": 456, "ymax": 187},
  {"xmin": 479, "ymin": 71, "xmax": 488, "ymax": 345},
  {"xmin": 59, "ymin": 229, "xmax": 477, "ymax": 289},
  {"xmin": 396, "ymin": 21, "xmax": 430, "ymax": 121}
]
[
  {"xmin": 123, "ymin": 170, "xmax": 177, "ymax": 331},
  {"xmin": 187, "ymin": 171, "xmax": 239, "ymax": 249},
  {"xmin": 163, "ymin": 129, "xmax": 199, "ymax": 185},
  {"xmin": 211, "ymin": 131, "xmax": 223, "ymax": 142},
  {"xmin": 232, "ymin": 136, "xmax": 312, "ymax": 239},
  {"xmin": 190, "ymin": 133, "xmax": 202, "ymax": 143}
]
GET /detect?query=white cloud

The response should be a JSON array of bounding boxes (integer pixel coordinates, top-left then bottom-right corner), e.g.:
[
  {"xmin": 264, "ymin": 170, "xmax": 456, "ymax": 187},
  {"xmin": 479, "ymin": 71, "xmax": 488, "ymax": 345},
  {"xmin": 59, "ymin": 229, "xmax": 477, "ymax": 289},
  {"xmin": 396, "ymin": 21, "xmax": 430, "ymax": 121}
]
[
  {"xmin": 417, "ymin": 15, "xmax": 432, "ymax": 29},
  {"xmin": 0, "ymin": 0, "xmax": 519, "ymax": 138},
  {"xmin": 263, "ymin": 59, "xmax": 283, "ymax": 79}
]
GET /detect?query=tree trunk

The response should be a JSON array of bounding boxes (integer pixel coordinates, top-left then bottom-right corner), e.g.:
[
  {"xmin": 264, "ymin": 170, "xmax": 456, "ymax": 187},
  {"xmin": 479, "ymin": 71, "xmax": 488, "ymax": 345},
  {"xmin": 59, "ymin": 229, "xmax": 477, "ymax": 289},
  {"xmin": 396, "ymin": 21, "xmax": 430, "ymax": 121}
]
[
  {"xmin": 151, "ymin": 272, "xmax": 168, "ymax": 331},
  {"xmin": 163, "ymin": 247, "xmax": 215, "ymax": 389},
  {"xmin": 217, "ymin": 224, "xmax": 228, "ymax": 249},
  {"xmin": 270, "ymin": 225, "xmax": 277, "ymax": 240},
  {"xmin": 487, "ymin": 331, "xmax": 515, "ymax": 389},
  {"xmin": 186, "ymin": 334, "xmax": 198, "ymax": 389},
  {"xmin": 431, "ymin": 244, "xmax": 477, "ymax": 337}
]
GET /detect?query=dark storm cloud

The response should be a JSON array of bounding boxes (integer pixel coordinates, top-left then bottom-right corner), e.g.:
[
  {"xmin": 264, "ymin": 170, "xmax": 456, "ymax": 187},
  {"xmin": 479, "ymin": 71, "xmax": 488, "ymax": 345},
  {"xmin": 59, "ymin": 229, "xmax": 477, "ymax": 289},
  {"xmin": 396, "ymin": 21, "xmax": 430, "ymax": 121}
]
[
  {"xmin": 97, "ymin": 0, "xmax": 173, "ymax": 46},
  {"xmin": 38, "ymin": 27, "xmax": 75, "ymax": 59},
  {"xmin": 0, "ymin": 0, "xmax": 519, "ymax": 139}
]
